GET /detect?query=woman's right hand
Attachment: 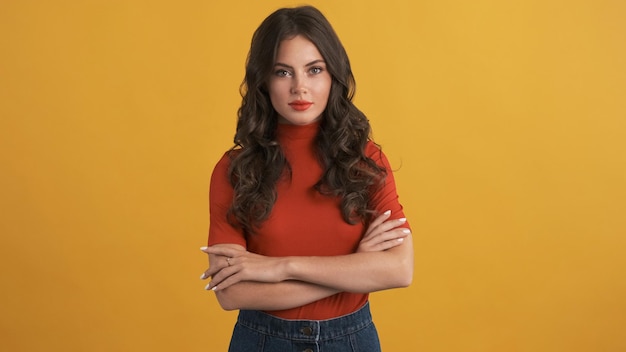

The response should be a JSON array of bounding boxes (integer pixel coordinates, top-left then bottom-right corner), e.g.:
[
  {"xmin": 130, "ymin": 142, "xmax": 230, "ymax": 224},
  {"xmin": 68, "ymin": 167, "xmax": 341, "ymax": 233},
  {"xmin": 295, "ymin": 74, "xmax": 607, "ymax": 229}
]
[{"xmin": 357, "ymin": 210, "xmax": 411, "ymax": 253}]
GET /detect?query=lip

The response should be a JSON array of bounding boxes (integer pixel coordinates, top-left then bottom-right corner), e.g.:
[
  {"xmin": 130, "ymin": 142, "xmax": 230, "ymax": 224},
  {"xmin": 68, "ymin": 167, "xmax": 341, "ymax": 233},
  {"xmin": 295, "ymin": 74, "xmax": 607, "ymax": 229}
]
[{"xmin": 288, "ymin": 100, "xmax": 313, "ymax": 111}]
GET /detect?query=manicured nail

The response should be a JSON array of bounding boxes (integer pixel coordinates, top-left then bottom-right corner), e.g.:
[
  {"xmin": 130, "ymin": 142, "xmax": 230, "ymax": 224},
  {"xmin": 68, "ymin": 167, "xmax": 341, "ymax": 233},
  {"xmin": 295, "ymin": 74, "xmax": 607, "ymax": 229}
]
[
  {"xmin": 200, "ymin": 273, "xmax": 207, "ymax": 280},
  {"xmin": 204, "ymin": 283, "xmax": 212, "ymax": 290},
  {"xmin": 211, "ymin": 286, "xmax": 218, "ymax": 291},
  {"xmin": 402, "ymin": 229, "xmax": 411, "ymax": 234},
  {"xmin": 397, "ymin": 238, "xmax": 404, "ymax": 242},
  {"xmin": 200, "ymin": 246, "xmax": 208, "ymax": 251},
  {"xmin": 398, "ymin": 218, "xmax": 407, "ymax": 223},
  {"xmin": 383, "ymin": 210, "xmax": 391, "ymax": 216}
]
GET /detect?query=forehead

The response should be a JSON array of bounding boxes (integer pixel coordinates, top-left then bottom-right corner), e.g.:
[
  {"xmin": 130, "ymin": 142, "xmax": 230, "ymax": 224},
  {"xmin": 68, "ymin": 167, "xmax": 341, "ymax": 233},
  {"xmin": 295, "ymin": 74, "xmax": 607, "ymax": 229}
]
[{"xmin": 275, "ymin": 35, "xmax": 324, "ymax": 63}]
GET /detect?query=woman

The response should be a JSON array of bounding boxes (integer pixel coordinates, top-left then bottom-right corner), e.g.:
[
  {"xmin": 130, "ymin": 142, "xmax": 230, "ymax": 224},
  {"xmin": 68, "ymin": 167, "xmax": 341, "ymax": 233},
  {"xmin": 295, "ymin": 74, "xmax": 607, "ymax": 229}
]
[{"xmin": 201, "ymin": 6, "xmax": 413, "ymax": 351}]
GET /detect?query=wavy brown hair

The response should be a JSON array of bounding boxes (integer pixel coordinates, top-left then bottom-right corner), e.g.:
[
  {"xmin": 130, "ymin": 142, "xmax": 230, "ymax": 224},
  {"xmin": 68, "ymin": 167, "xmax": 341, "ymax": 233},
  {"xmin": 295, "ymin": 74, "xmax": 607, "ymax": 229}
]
[{"xmin": 227, "ymin": 6, "xmax": 386, "ymax": 234}]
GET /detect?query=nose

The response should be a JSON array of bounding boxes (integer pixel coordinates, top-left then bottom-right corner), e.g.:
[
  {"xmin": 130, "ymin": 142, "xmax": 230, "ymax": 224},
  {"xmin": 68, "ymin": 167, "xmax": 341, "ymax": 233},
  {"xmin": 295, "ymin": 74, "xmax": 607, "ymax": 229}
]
[{"xmin": 291, "ymin": 75, "xmax": 308, "ymax": 95}]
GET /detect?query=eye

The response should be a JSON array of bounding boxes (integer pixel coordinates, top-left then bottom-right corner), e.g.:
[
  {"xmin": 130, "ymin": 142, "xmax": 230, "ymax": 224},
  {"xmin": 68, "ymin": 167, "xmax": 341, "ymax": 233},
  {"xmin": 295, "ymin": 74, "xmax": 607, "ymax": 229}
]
[
  {"xmin": 274, "ymin": 69, "xmax": 292, "ymax": 77},
  {"xmin": 309, "ymin": 66, "xmax": 324, "ymax": 75}
]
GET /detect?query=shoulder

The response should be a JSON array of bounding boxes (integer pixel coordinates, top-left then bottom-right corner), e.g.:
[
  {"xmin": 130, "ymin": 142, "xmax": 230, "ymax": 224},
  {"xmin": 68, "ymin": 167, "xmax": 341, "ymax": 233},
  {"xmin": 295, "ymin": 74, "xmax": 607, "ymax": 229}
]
[
  {"xmin": 212, "ymin": 149, "xmax": 242, "ymax": 173},
  {"xmin": 211, "ymin": 152, "xmax": 230, "ymax": 178},
  {"xmin": 364, "ymin": 140, "xmax": 382, "ymax": 156},
  {"xmin": 364, "ymin": 140, "xmax": 390, "ymax": 168},
  {"xmin": 210, "ymin": 149, "xmax": 242, "ymax": 188}
]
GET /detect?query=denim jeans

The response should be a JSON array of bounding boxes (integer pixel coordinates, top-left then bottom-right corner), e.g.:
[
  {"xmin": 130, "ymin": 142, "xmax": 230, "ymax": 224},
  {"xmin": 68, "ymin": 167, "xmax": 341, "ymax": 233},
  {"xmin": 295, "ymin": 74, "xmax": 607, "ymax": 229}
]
[{"xmin": 227, "ymin": 302, "xmax": 382, "ymax": 352}]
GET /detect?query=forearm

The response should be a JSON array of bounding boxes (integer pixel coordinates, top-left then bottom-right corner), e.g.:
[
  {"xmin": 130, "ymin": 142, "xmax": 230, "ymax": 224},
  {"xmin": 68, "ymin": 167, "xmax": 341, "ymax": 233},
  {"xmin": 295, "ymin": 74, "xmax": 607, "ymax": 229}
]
[
  {"xmin": 285, "ymin": 236, "xmax": 414, "ymax": 293},
  {"xmin": 205, "ymin": 220, "xmax": 414, "ymax": 297},
  {"xmin": 214, "ymin": 280, "xmax": 340, "ymax": 311}
]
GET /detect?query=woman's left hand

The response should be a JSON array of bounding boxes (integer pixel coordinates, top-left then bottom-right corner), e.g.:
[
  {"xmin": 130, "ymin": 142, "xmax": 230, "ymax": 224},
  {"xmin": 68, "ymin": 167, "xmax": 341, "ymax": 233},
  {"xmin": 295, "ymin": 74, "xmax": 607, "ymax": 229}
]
[
  {"xmin": 357, "ymin": 211, "xmax": 410, "ymax": 253},
  {"xmin": 201, "ymin": 246, "xmax": 288, "ymax": 291}
]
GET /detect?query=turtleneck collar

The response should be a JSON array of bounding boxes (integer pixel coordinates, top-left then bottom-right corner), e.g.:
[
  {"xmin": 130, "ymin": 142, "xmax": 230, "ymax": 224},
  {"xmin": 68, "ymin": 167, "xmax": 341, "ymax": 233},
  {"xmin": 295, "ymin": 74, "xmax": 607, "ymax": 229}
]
[{"xmin": 276, "ymin": 120, "xmax": 321, "ymax": 142}]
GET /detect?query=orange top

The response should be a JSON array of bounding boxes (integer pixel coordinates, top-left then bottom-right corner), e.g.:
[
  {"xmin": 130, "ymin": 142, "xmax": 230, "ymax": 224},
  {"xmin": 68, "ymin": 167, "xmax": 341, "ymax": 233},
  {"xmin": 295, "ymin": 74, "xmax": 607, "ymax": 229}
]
[{"xmin": 208, "ymin": 121, "xmax": 409, "ymax": 320}]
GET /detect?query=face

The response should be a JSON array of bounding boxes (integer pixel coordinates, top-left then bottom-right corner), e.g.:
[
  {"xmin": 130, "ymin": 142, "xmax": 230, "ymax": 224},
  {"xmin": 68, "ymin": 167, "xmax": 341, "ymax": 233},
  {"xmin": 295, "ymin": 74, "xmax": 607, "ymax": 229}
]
[{"xmin": 268, "ymin": 35, "xmax": 332, "ymax": 125}]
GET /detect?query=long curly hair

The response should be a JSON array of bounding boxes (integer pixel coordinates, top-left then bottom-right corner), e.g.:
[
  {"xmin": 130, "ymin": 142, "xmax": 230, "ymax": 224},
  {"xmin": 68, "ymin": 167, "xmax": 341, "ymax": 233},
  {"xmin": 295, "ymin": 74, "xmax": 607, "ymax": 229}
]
[{"xmin": 227, "ymin": 6, "xmax": 386, "ymax": 234}]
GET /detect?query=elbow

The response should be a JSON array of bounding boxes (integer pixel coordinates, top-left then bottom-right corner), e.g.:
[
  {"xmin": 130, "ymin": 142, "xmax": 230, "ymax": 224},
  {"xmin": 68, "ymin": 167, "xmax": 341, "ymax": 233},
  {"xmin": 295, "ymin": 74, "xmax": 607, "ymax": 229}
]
[
  {"xmin": 373, "ymin": 264, "xmax": 412, "ymax": 293},
  {"xmin": 213, "ymin": 283, "xmax": 263, "ymax": 311},
  {"xmin": 398, "ymin": 268, "xmax": 413, "ymax": 288},
  {"xmin": 394, "ymin": 256, "xmax": 414, "ymax": 288},
  {"xmin": 373, "ymin": 249, "xmax": 414, "ymax": 291},
  {"xmin": 217, "ymin": 301, "xmax": 238, "ymax": 311},
  {"xmin": 215, "ymin": 290, "xmax": 240, "ymax": 311},
  {"xmin": 394, "ymin": 265, "xmax": 413, "ymax": 288},
  {"xmin": 398, "ymin": 240, "xmax": 414, "ymax": 288}
]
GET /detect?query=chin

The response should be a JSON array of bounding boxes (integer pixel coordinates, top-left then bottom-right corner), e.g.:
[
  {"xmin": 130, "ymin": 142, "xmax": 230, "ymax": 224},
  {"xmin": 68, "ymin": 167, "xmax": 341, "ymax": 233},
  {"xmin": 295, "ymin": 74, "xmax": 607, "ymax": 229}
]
[{"xmin": 279, "ymin": 114, "xmax": 322, "ymax": 125}]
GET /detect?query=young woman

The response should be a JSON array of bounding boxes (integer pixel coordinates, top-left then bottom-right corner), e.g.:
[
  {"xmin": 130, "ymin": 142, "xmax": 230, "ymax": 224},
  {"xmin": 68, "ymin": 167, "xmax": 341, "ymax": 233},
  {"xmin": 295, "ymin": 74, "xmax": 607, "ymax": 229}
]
[{"xmin": 201, "ymin": 6, "xmax": 413, "ymax": 351}]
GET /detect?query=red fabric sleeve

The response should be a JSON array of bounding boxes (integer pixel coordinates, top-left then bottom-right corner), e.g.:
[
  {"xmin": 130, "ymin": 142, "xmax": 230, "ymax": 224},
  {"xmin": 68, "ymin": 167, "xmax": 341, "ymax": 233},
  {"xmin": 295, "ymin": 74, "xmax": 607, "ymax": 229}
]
[
  {"xmin": 207, "ymin": 153, "xmax": 247, "ymax": 247},
  {"xmin": 366, "ymin": 142, "xmax": 411, "ymax": 229}
]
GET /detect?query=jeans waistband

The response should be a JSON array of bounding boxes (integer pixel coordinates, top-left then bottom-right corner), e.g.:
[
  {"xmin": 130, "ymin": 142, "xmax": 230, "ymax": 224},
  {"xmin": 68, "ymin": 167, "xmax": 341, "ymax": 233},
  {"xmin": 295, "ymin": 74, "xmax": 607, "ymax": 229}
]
[{"xmin": 236, "ymin": 302, "xmax": 373, "ymax": 342}]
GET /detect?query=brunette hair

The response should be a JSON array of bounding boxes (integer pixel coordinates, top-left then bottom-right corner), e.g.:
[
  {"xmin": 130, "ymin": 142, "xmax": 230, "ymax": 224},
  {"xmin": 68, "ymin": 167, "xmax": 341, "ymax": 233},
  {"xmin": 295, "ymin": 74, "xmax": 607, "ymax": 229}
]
[{"xmin": 227, "ymin": 5, "xmax": 386, "ymax": 234}]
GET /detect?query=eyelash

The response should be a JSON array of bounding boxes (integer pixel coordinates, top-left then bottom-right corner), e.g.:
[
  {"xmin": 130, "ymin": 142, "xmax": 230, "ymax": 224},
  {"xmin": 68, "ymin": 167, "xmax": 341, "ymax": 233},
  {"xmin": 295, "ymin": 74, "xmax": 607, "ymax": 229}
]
[
  {"xmin": 275, "ymin": 69, "xmax": 291, "ymax": 77},
  {"xmin": 274, "ymin": 67, "xmax": 324, "ymax": 77}
]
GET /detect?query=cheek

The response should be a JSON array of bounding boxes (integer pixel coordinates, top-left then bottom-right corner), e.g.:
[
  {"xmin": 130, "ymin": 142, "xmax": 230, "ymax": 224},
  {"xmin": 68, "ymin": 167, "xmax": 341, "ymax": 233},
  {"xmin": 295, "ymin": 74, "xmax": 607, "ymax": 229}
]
[
  {"xmin": 267, "ymin": 86, "xmax": 280, "ymax": 106},
  {"xmin": 269, "ymin": 81, "xmax": 288, "ymax": 100},
  {"xmin": 317, "ymin": 77, "xmax": 332, "ymax": 100}
]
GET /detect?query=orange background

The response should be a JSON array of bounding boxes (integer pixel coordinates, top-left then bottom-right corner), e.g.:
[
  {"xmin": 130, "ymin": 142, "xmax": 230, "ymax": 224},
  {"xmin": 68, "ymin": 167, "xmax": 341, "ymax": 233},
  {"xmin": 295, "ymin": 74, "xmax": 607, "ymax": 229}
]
[{"xmin": 1, "ymin": 1, "xmax": 625, "ymax": 351}]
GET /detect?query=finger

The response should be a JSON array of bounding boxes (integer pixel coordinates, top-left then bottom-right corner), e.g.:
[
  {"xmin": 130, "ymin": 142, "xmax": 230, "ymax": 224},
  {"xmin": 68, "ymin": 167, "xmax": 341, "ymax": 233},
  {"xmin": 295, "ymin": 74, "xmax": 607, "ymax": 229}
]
[
  {"xmin": 210, "ymin": 269, "xmax": 246, "ymax": 291},
  {"xmin": 363, "ymin": 228, "xmax": 410, "ymax": 246},
  {"xmin": 204, "ymin": 246, "xmax": 243, "ymax": 258},
  {"xmin": 379, "ymin": 237, "xmax": 407, "ymax": 251},
  {"xmin": 203, "ymin": 266, "xmax": 221, "ymax": 280},
  {"xmin": 361, "ymin": 227, "xmax": 411, "ymax": 250},
  {"xmin": 202, "ymin": 254, "xmax": 231, "ymax": 279},
  {"xmin": 371, "ymin": 210, "xmax": 392, "ymax": 228},
  {"xmin": 205, "ymin": 266, "xmax": 241, "ymax": 291},
  {"xmin": 365, "ymin": 216, "xmax": 407, "ymax": 240},
  {"xmin": 200, "ymin": 265, "xmax": 225, "ymax": 280},
  {"xmin": 376, "ymin": 218, "xmax": 408, "ymax": 235},
  {"xmin": 371, "ymin": 231, "xmax": 411, "ymax": 251},
  {"xmin": 203, "ymin": 246, "xmax": 230, "ymax": 256},
  {"xmin": 204, "ymin": 268, "xmax": 228, "ymax": 291},
  {"xmin": 364, "ymin": 210, "xmax": 392, "ymax": 238}
]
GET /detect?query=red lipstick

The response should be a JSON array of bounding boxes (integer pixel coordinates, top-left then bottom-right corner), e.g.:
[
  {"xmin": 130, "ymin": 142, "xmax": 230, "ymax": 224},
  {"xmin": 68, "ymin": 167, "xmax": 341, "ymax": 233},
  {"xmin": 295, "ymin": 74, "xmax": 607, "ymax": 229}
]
[{"xmin": 288, "ymin": 100, "xmax": 313, "ymax": 111}]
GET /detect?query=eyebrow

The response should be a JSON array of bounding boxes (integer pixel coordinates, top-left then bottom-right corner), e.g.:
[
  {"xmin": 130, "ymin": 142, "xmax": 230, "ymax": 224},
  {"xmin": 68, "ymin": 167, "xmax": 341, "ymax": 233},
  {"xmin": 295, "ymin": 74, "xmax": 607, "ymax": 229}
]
[{"xmin": 274, "ymin": 59, "xmax": 326, "ymax": 70}]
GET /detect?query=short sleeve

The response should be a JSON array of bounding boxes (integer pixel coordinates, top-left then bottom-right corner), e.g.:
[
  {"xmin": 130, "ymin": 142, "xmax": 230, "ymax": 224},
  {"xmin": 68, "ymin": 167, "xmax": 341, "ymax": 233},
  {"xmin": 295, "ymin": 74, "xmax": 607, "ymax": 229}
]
[
  {"xmin": 365, "ymin": 142, "xmax": 410, "ymax": 228},
  {"xmin": 207, "ymin": 153, "xmax": 247, "ymax": 247}
]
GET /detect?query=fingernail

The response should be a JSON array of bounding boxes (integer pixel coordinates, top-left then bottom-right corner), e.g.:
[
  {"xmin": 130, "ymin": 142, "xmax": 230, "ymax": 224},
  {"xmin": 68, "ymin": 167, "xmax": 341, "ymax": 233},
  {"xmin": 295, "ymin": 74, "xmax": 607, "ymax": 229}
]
[
  {"xmin": 200, "ymin": 273, "xmax": 207, "ymax": 280},
  {"xmin": 402, "ymin": 229, "xmax": 411, "ymax": 234},
  {"xmin": 204, "ymin": 283, "xmax": 212, "ymax": 290},
  {"xmin": 397, "ymin": 238, "xmax": 404, "ymax": 242},
  {"xmin": 398, "ymin": 218, "xmax": 407, "ymax": 223},
  {"xmin": 200, "ymin": 246, "xmax": 208, "ymax": 251},
  {"xmin": 383, "ymin": 210, "xmax": 391, "ymax": 216},
  {"xmin": 211, "ymin": 286, "xmax": 218, "ymax": 291}
]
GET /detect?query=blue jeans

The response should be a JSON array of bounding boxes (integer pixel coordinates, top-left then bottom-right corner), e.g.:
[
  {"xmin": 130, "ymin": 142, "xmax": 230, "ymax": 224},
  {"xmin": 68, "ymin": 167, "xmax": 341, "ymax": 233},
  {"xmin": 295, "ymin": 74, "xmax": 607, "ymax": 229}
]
[{"xmin": 228, "ymin": 302, "xmax": 381, "ymax": 352}]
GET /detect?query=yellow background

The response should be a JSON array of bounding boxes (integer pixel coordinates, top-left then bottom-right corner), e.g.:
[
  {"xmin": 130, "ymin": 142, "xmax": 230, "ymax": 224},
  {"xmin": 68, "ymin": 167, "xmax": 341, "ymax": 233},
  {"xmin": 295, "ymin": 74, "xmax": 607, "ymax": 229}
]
[{"xmin": 1, "ymin": 0, "xmax": 625, "ymax": 351}]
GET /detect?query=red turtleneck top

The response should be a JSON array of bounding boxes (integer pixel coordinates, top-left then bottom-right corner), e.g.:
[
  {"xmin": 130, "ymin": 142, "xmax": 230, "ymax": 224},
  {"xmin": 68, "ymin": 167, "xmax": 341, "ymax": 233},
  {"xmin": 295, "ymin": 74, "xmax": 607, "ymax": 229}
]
[{"xmin": 208, "ymin": 122, "xmax": 408, "ymax": 320}]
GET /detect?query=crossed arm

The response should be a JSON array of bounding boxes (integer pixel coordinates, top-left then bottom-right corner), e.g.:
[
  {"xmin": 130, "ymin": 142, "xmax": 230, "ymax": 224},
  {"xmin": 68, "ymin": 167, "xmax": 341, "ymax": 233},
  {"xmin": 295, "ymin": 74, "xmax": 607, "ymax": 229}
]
[{"xmin": 200, "ymin": 211, "xmax": 413, "ymax": 311}]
